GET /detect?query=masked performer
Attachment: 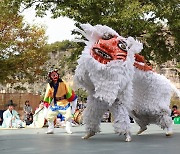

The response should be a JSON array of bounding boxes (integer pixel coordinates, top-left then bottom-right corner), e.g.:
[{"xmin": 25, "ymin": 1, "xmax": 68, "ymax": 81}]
[{"xmin": 44, "ymin": 69, "xmax": 77, "ymax": 134}]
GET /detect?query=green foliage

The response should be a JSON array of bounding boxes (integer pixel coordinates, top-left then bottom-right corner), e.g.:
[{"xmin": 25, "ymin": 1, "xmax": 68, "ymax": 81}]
[
  {"xmin": 45, "ymin": 40, "xmax": 74, "ymax": 52},
  {"xmin": 0, "ymin": 0, "xmax": 48, "ymax": 84},
  {"xmin": 75, "ymin": 88, "xmax": 88, "ymax": 102},
  {"xmin": 21, "ymin": 0, "xmax": 180, "ymax": 64},
  {"xmin": 176, "ymin": 62, "xmax": 180, "ymax": 69}
]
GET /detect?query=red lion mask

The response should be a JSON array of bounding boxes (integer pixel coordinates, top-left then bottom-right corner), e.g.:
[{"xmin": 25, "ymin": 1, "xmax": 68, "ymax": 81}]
[
  {"xmin": 90, "ymin": 34, "xmax": 153, "ymax": 71},
  {"xmin": 90, "ymin": 35, "xmax": 127, "ymax": 64}
]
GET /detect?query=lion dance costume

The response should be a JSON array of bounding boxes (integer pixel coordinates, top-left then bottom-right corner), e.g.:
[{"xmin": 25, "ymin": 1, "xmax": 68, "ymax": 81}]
[
  {"xmin": 44, "ymin": 69, "xmax": 77, "ymax": 134},
  {"xmin": 74, "ymin": 24, "xmax": 180, "ymax": 142}
]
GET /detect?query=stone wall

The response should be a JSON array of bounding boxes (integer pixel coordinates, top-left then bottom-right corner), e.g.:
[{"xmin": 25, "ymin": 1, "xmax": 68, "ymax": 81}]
[
  {"xmin": 156, "ymin": 60, "xmax": 180, "ymax": 89},
  {"xmin": 159, "ymin": 68, "xmax": 180, "ymax": 89}
]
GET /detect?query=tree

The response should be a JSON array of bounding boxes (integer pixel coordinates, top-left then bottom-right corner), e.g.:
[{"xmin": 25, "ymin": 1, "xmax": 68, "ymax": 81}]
[
  {"xmin": 0, "ymin": 0, "xmax": 48, "ymax": 84},
  {"xmin": 21, "ymin": 0, "xmax": 180, "ymax": 64}
]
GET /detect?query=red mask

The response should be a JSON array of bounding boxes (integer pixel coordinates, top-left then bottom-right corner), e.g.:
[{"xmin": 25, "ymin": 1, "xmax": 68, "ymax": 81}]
[
  {"xmin": 90, "ymin": 36, "xmax": 127, "ymax": 64},
  {"xmin": 50, "ymin": 71, "xmax": 59, "ymax": 82}
]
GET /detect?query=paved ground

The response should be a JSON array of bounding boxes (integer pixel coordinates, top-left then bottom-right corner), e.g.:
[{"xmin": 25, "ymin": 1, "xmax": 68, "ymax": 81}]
[{"xmin": 0, "ymin": 123, "xmax": 180, "ymax": 154}]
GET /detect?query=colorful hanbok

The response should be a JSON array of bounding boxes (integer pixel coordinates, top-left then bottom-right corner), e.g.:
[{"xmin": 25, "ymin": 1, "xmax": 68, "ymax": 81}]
[
  {"xmin": 44, "ymin": 70, "xmax": 77, "ymax": 134},
  {"xmin": 2, "ymin": 109, "xmax": 25, "ymax": 128}
]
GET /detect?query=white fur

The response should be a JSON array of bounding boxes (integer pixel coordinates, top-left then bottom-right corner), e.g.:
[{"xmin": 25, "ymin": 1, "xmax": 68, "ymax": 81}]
[
  {"xmin": 74, "ymin": 24, "xmax": 179, "ymax": 141},
  {"xmin": 131, "ymin": 68, "xmax": 179, "ymax": 132},
  {"xmin": 74, "ymin": 24, "xmax": 143, "ymax": 141}
]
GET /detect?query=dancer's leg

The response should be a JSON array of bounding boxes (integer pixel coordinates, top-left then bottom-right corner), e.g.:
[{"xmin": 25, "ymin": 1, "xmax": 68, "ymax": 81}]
[{"xmin": 82, "ymin": 96, "xmax": 108, "ymax": 139}]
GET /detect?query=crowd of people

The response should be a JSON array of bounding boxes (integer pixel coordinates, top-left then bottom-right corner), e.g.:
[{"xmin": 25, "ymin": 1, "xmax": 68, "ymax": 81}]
[
  {"xmin": 1, "ymin": 100, "xmax": 179, "ymax": 129},
  {"xmin": 0, "ymin": 98, "xmax": 84, "ymax": 129},
  {"xmin": 0, "ymin": 69, "xmax": 180, "ymax": 131}
]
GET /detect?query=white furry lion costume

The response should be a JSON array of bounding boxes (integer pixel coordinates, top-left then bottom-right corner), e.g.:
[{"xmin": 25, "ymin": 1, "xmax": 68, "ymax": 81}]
[{"xmin": 74, "ymin": 24, "xmax": 180, "ymax": 142}]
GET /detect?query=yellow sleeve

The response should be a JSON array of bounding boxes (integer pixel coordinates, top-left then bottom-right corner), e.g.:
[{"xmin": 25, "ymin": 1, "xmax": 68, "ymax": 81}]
[{"xmin": 43, "ymin": 83, "xmax": 53, "ymax": 103}]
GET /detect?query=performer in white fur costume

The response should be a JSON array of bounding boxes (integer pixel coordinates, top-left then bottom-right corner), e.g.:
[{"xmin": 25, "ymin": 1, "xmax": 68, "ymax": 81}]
[
  {"xmin": 132, "ymin": 63, "xmax": 180, "ymax": 136},
  {"xmin": 74, "ymin": 24, "xmax": 142, "ymax": 142},
  {"xmin": 74, "ymin": 24, "xmax": 180, "ymax": 142}
]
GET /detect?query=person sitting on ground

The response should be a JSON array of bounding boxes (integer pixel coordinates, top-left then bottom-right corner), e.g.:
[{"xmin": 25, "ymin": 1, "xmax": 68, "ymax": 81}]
[
  {"xmin": 171, "ymin": 105, "xmax": 180, "ymax": 120},
  {"xmin": 0, "ymin": 117, "xmax": 2, "ymax": 125},
  {"xmin": 23, "ymin": 100, "xmax": 33, "ymax": 125},
  {"xmin": 1, "ymin": 100, "xmax": 25, "ymax": 128},
  {"xmin": 28, "ymin": 100, "xmax": 48, "ymax": 128},
  {"xmin": 55, "ymin": 113, "xmax": 66, "ymax": 128},
  {"xmin": 55, "ymin": 113, "xmax": 77, "ymax": 128},
  {"xmin": 0, "ymin": 109, "xmax": 5, "ymax": 125}
]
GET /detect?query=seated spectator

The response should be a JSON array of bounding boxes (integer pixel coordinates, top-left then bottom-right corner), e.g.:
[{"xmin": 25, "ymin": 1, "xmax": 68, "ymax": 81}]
[
  {"xmin": 129, "ymin": 116, "xmax": 134, "ymax": 123},
  {"xmin": 55, "ymin": 113, "xmax": 66, "ymax": 128},
  {"xmin": 171, "ymin": 105, "xmax": 180, "ymax": 120},
  {"xmin": 23, "ymin": 100, "xmax": 33, "ymax": 125},
  {"xmin": 73, "ymin": 109, "xmax": 83, "ymax": 125},
  {"xmin": 101, "ymin": 110, "xmax": 111, "ymax": 122},
  {"xmin": 55, "ymin": 113, "xmax": 77, "ymax": 128},
  {"xmin": 0, "ymin": 117, "xmax": 2, "ymax": 125},
  {"xmin": 28, "ymin": 101, "xmax": 48, "ymax": 128},
  {"xmin": 0, "ymin": 110, "xmax": 5, "ymax": 125},
  {"xmin": 1, "ymin": 100, "xmax": 25, "ymax": 128}
]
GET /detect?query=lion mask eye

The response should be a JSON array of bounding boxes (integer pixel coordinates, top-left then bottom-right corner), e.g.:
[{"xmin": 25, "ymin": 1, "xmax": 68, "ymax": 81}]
[
  {"xmin": 118, "ymin": 40, "xmax": 127, "ymax": 51},
  {"xmin": 102, "ymin": 33, "xmax": 114, "ymax": 40}
]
